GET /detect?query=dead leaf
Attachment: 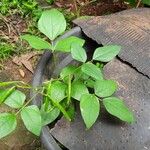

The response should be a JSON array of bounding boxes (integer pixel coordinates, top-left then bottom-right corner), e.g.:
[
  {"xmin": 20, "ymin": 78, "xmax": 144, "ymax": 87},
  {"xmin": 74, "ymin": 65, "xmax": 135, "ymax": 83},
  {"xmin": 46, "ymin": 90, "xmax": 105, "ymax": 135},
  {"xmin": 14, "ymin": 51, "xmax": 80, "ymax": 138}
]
[
  {"xmin": 21, "ymin": 52, "xmax": 39, "ymax": 60},
  {"xmin": 21, "ymin": 60, "xmax": 34, "ymax": 73},
  {"xmin": 12, "ymin": 56, "xmax": 22, "ymax": 65},
  {"xmin": 12, "ymin": 52, "xmax": 41, "ymax": 73}
]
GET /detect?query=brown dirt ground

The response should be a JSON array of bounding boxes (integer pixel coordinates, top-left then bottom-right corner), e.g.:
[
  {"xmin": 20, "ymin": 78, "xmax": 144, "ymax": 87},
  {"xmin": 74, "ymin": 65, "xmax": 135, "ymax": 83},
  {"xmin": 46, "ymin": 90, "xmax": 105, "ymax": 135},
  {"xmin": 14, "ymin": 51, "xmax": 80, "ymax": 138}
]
[{"xmin": 54, "ymin": 0, "xmax": 128, "ymax": 16}]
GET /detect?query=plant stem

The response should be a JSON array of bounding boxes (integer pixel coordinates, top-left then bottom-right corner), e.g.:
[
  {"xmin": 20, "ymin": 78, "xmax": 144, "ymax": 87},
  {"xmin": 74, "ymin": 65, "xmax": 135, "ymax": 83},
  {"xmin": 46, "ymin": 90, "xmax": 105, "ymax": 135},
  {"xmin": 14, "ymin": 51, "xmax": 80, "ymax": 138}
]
[
  {"xmin": 52, "ymin": 53, "xmax": 57, "ymax": 69},
  {"xmin": 95, "ymin": 94, "xmax": 103, "ymax": 102},
  {"xmin": 51, "ymin": 41, "xmax": 55, "ymax": 52},
  {"xmin": 67, "ymin": 75, "xmax": 72, "ymax": 105},
  {"xmin": 51, "ymin": 41, "xmax": 57, "ymax": 69},
  {"xmin": 16, "ymin": 85, "xmax": 32, "ymax": 89},
  {"xmin": 43, "ymin": 94, "xmax": 71, "ymax": 121},
  {"xmin": 0, "ymin": 81, "xmax": 22, "ymax": 87},
  {"xmin": 44, "ymin": 81, "xmax": 52, "ymax": 111},
  {"xmin": 53, "ymin": 101, "xmax": 71, "ymax": 121},
  {"xmin": 47, "ymin": 106, "xmax": 55, "ymax": 113},
  {"xmin": 15, "ymin": 91, "xmax": 41, "ymax": 115}
]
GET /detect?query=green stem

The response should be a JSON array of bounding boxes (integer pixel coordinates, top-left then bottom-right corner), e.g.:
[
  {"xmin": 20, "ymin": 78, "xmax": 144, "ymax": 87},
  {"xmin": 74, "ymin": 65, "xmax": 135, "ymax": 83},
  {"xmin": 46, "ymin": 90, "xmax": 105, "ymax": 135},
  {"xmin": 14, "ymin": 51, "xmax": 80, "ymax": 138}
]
[
  {"xmin": 44, "ymin": 94, "xmax": 71, "ymax": 121},
  {"xmin": 0, "ymin": 81, "xmax": 22, "ymax": 87},
  {"xmin": 53, "ymin": 101, "xmax": 71, "ymax": 121},
  {"xmin": 52, "ymin": 53, "xmax": 58, "ymax": 71},
  {"xmin": 95, "ymin": 94, "xmax": 103, "ymax": 102},
  {"xmin": 16, "ymin": 85, "xmax": 32, "ymax": 89},
  {"xmin": 15, "ymin": 91, "xmax": 40, "ymax": 115},
  {"xmin": 43, "ymin": 78, "xmax": 61, "ymax": 85},
  {"xmin": 67, "ymin": 75, "xmax": 71, "ymax": 105},
  {"xmin": 51, "ymin": 40, "xmax": 57, "ymax": 72},
  {"xmin": 51, "ymin": 41, "xmax": 55, "ymax": 52},
  {"xmin": 44, "ymin": 81, "xmax": 52, "ymax": 111},
  {"xmin": 47, "ymin": 106, "xmax": 55, "ymax": 113}
]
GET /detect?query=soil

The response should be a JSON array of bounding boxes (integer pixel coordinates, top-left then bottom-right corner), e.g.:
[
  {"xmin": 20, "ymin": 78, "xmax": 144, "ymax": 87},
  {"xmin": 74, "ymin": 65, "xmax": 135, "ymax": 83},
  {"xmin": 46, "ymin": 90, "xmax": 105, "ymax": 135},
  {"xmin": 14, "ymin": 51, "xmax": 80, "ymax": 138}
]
[
  {"xmin": 0, "ymin": 52, "xmax": 40, "ymax": 82},
  {"xmin": 0, "ymin": 14, "xmax": 27, "ymax": 44},
  {"xmin": 54, "ymin": 0, "xmax": 128, "ymax": 16},
  {"xmin": 80, "ymin": 2, "xmax": 127, "ymax": 16},
  {"xmin": 0, "ymin": 54, "xmax": 42, "ymax": 150},
  {"xmin": 1, "ymin": 59, "xmax": 32, "ymax": 82}
]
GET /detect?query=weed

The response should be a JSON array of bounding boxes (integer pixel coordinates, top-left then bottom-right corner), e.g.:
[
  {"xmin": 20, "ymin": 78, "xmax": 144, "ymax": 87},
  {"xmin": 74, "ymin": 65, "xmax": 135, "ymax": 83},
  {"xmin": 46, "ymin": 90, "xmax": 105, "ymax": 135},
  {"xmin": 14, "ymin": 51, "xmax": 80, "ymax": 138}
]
[{"xmin": 0, "ymin": 42, "xmax": 14, "ymax": 60}]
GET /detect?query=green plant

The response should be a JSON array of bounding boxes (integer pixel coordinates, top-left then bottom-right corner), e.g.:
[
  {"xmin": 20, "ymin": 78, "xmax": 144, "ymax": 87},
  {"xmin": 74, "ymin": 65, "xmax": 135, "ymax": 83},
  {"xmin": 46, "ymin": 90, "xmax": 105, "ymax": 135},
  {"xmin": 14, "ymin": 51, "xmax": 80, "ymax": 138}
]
[
  {"xmin": 0, "ymin": 0, "xmax": 41, "ymax": 16},
  {"xmin": 0, "ymin": 0, "xmax": 44, "ymax": 60},
  {"xmin": 0, "ymin": 9, "xmax": 135, "ymax": 139},
  {"xmin": 142, "ymin": 0, "xmax": 150, "ymax": 5},
  {"xmin": 46, "ymin": 0, "xmax": 55, "ymax": 4},
  {"xmin": 0, "ymin": 42, "xmax": 14, "ymax": 60},
  {"xmin": 125, "ymin": 0, "xmax": 150, "ymax": 7}
]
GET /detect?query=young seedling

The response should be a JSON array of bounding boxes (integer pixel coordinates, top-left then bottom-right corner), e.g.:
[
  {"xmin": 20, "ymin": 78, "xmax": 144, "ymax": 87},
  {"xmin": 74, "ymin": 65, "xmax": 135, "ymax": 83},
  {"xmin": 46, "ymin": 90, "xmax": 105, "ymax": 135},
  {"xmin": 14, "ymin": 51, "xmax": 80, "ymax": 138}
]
[{"xmin": 0, "ymin": 9, "xmax": 135, "ymax": 139}]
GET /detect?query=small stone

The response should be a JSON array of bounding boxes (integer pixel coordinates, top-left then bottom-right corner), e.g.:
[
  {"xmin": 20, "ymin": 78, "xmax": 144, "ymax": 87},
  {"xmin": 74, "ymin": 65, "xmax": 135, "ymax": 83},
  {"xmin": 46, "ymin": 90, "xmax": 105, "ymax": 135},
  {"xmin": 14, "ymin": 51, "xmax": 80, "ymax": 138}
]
[{"xmin": 19, "ymin": 69, "xmax": 25, "ymax": 78}]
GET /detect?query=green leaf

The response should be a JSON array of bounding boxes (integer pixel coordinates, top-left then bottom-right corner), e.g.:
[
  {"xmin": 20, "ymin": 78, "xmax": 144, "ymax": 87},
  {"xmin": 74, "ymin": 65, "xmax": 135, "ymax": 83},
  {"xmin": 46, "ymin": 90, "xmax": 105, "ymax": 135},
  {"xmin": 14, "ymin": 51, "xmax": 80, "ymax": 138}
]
[
  {"xmin": 142, "ymin": 0, "xmax": 150, "ymax": 5},
  {"xmin": 93, "ymin": 45, "xmax": 121, "ymax": 62},
  {"xmin": 74, "ymin": 67, "xmax": 89, "ymax": 81},
  {"xmin": 46, "ymin": 0, "xmax": 54, "ymax": 4},
  {"xmin": 49, "ymin": 81, "xmax": 67, "ymax": 102},
  {"xmin": 80, "ymin": 94, "xmax": 100, "ymax": 129},
  {"xmin": 21, "ymin": 35, "xmax": 52, "ymax": 50},
  {"xmin": 21, "ymin": 105, "xmax": 42, "ymax": 136},
  {"xmin": 81, "ymin": 63, "xmax": 103, "ymax": 80},
  {"xmin": 71, "ymin": 81, "xmax": 89, "ymax": 101},
  {"xmin": 40, "ymin": 103, "xmax": 60, "ymax": 126},
  {"xmin": 38, "ymin": 9, "xmax": 66, "ymax": 41},
  {"xmin": 71, "ymin": 43, "xmax": 87, "ymax": 62},
  {"xmin": 55, "ymin": 36, "xmax": 85, "ymax": 52},
  {"xmin": 103, "ymin": 97, "xmax": 135, "ymax": 123},
  {"xmin": 84, "ymin": 79, "xmax": 95, "ymax": 88},
  {"xmin": 0, "ymin": 113, "xmax": 17, "ymax": 139},
  {"xmin": 94, "ymin": 80, "xmax": 117, "ymax": 98},
  {"xmin": 0, "ymin": 87, "xmax": 16, "ymax": 105},
  {"xmin": 60, "ymin": 65, "xmax": 77, "ymax": 79},
  {"xmin": 4, "ymin": 90, "xmax": 26, "ymax": 108}
]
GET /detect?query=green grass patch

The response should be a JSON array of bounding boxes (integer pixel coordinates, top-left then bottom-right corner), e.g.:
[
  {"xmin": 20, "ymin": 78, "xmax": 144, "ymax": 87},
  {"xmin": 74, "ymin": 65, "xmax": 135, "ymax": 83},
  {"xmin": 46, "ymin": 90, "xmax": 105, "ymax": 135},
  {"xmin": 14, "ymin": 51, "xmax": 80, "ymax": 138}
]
[{"xmin": 0, "ymin": 42, "xmax": 14, "ymax": 60}]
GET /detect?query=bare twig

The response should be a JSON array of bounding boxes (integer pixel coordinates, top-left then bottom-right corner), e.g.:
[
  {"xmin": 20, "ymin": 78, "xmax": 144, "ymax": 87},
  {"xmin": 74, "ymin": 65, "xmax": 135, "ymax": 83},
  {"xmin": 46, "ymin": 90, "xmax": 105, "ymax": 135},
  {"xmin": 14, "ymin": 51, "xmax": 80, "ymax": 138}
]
[
  {"xmin": 73, "ymin": 0, "xmax": 79, "ymax": 17},
  {"xmin": 136, "ymin": 0, "xmax": 142, "ymax": 8},
  {"xmin": 0, "ymin": 17, "xmax": 11, "ymax": 35}
]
